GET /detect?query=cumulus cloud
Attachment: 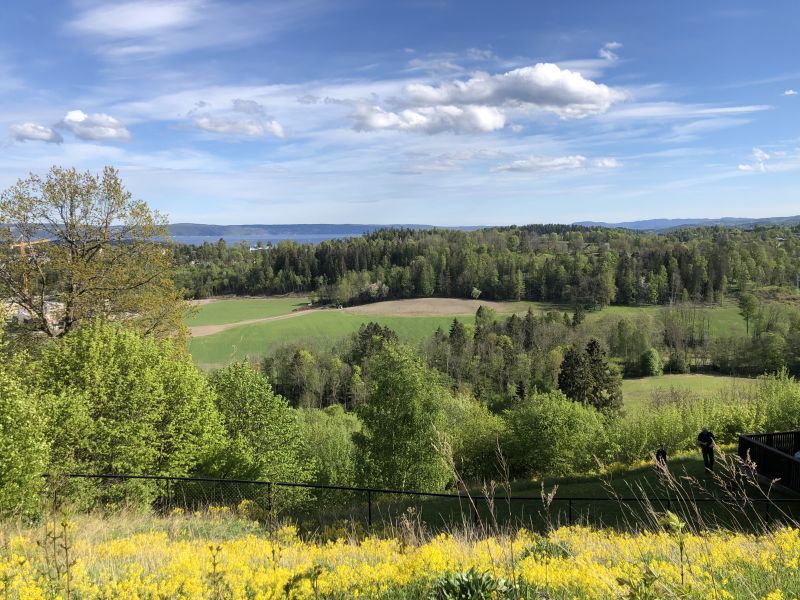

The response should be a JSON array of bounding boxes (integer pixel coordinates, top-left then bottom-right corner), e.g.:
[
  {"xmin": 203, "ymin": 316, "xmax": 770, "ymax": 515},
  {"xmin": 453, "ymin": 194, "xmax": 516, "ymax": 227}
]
[
  {"xmin": 353, "ymin": 62, "xmax": 625, "ymax": 134},
  {"xmin": 784, "ymin": 89, "xmax": 798, "ymax": 96},
  {"xmin": 599, "ymin": 41, "xmax": 622, "ymax": 61},
  {"xmin": 192, "ymin": 99, "xmax": 284, "ymax": 138},
  {"xmin": 10, "ymin": 122, "xmax": 63, "ymax": 143},
  {"xmin": 352, "ymin": 104, "xmax": 505, "ymax": 134},
  {"xmin": 402, "ymin": 63, "xmax": 625, "ymax": 117},
  {"xmin": 194, "ymin": 115, "xmax": 284, "ymax": 137},
  {"xmin": 494, "ymin": 155, "xmax": 620, "ymax": 172},
  {"xmin": 59, "ymin": 110, "xmax": 131, "ymax": 141}
]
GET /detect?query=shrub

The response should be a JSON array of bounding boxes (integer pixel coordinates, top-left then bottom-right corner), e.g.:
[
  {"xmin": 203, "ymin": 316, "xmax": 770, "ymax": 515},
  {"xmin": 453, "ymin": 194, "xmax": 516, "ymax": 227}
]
[
  {"xmin": 207, "ymin": 362, "xmax": 313, "ymax": 487},
  {"xmin": 439, "ymin": 392, "xmax": 509, "ymax": 481},
  {"xmin": 301, "ymin": 405, "xmax": 360, "ymax": 487},
  {"xmin": 33, "ymin": 322, "xmax": 224, "ymax": 507},
  {"xmin": 354, "ymin": 344, "xmax": 451, "ymax": 491},
  {"xmin": 666, "ymin": 352, "xmax": 690, "ymax": 374},
  {"xmin": 504, "ymin": 391, "xmax": 610, "ymax": 477},
  {"xmin": 0, "ymin": 361, "xmax": 48, "ymax": 517},
  {"xmin": 640, "ymin": 348, "xmax": 663, "ymax": 376}
]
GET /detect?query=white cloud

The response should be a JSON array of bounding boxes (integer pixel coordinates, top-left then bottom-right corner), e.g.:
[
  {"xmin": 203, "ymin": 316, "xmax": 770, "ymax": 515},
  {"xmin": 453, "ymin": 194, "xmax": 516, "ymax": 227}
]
[
  {"xmin": 737, "ymin": 146, "xmax": 800, "ymax": 173},
  {"xmin": 402, "ymin": 63, "xmax": 625, "ymax": 118},
  {"xmin": 194, "ymin": 115, "xmax": 284, "ymax": 137},
  {"xmin": 66, "ymin": 0, "xmax": 329, "ymax": 60},
  {"xmin": 352, "ymin": 62, "xmax": 625, "ymax": 134},
  {"xmin": 9, "ymin": 123, "xmax": 63, "ymax": 144},
  {"xmin": 599, "ymin": 41, "xmax": 622, "ymax": 61},
  {"xmin": 494, "ymin": 155, "xmax": 620, "ymax": 172},
  {"xmin": 232, "ymin": 99, "xmax": 266, "ymax": 115},
  {"xmin": 69, "ymin": 1, "xmax": 200, "ymax": 38},
  {"xmin": 784, "ymin": 89, "xmax": 798, "ymax": 96},
  {"xmin": 352, "ymin": 104, "xmax": 505, "ymax": 134},
  {"xmin": 59, "ymin": 110, "xmax": 131, "ymax": 141},
  {"xmin": 192, "ymin": 99, "xmax": 285, "ymax": 138}
]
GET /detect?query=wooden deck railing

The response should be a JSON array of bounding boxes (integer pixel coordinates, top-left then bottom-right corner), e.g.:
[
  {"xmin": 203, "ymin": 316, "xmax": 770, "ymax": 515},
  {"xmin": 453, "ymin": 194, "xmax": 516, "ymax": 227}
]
[{"xmin": 738, "ymin": 430, "xmax": 800, "ymax": 493}]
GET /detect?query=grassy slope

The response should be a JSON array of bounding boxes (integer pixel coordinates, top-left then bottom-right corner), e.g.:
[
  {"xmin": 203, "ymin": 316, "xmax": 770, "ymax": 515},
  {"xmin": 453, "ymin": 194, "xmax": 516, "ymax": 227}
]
[
  {"xmin": 397, "ymin": 451, "xmax": 799, "ymax": 531},
  {"xmin": 621, "ymin": 374, "xmax": 755, "ymax": 411},
  {"xmin": 186, "ymin": 297, "xmax": 309, "ymax": 326},
  {"xmin": 187, "ymin": 297, "xmax": 748, "ymax": 369},
  {"xmin": 188, "ymin": 312, "xmax": 471, "ymax": 369}
]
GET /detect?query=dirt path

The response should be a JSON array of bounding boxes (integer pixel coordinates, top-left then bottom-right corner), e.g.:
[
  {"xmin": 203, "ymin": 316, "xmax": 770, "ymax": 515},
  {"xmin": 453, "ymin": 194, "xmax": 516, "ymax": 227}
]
[{"xmin": 189, "ymin": 309, "xmax": 318, "ymax": 337}]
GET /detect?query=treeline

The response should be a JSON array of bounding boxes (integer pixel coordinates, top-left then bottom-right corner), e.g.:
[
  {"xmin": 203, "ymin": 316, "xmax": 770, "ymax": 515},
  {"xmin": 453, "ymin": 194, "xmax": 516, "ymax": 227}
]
[
  {"xmin": 175, "ymin": 225, "xmax": 800, "ymax": 307},
  {"xmin": 264, "ymin": 301, "xmax": 800, "ymax": 415},
  {"xmin": 4, "ymin": 318, "xmax": 800, "ymax": 519}
]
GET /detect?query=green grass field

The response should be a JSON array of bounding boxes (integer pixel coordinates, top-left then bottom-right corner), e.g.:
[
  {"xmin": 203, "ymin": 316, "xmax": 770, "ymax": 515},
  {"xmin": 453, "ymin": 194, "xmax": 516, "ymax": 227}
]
[
  {"xmin": 186, "ymin": 296, "xmax": 748, "ymax": 370},
  {"xmin": 188, "ymin": 311, "xmax": 471, "ymax": 369},
  {"xmin": 186, "ymin": 297, "xmax": 309, "ymax": 326},
  {"xmin": 622, "ymin": 373, "xmax": 755, "ymax": 411},
  {"xmin": 586, "ymin": 301, "xmax": 747, "ymax": 337}
]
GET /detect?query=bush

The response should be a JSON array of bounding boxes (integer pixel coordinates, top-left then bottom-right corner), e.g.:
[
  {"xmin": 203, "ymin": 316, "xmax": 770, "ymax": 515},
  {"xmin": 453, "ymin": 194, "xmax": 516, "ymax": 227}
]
[
  {"xmin": 0, "ymin": 362, "xmax": 48, "ymax": 517},
  {"xmin": 34, "ymin": 322, "xmax": 224, "ymax": 507},
  {"xmin": 354, "ymin": 344, "xmax": 451, "ymax": 491},
  {"xmin": 666, "ymin": 352, "xmax": 690, "ymax": 374},
  {"xmin": 439, "ymin": 392, "xmax": 509, "ymax": 481},
  {"xmin": 208, "ymin": 362, "xmax": 313, "ymax": 486},
  {"xmin": 504, "ymin": 391, "xmax": 610, "ymax": 477},
  {"xmin": 640, "ymin": 348, "xmax": 663, "ymax": 376},
  {"xmin": 301, "ymin": 405, "xmax": 360, "ymax": 487}
]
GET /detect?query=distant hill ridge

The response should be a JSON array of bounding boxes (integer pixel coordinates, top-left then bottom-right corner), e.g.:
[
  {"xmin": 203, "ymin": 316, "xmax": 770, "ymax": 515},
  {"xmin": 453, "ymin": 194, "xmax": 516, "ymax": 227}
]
[
  {"xmin": 168, "ymin": 223, "xmax": 482, "ymax": 236},
  {"xmin": 574, "ymin": 215, "xmax": 800, "ymax": 231},
  {"xmin": 169, "ymin": 217, "xmax": 800, "ymax": 237}
]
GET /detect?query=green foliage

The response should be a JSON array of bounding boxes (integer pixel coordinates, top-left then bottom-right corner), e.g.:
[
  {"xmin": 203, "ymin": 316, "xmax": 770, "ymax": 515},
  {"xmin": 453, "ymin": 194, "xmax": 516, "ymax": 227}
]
[
  {"xmin": 207, "ymin": 362, "xmax": 313, "ymax": 484},
  {"xmin": 431, "ymin": 568, "xmax": 511, "ymax": 599},
  {"xmin": 354, "ymin": 344, "xmax": 451, "ymax": 491},
  {"xmin": 439, "ymin": 392, "xmax": 509, "ymax": 481},
  {"xmin": 34, "ymin": 322, "xmax": 224, "ymax": 506},
  {"xmin": 301, "ymin": 405, "xmax": 361, "ymax": 487},
  {"xmin": 640, "ymin": 348, "xmax": 663, "ymax": 377},
  {"xmin": 738, "ymin": 292, "xmax": 759, "ymax": 335},
  {"xmin": 558, "ymin": 339, "xmax": 622, "ymax": 410},
  {"xmin": 0, "ymin": 166, "xmax": 184, "ymax": 338},
  {"xmin": 666, "ymin": 351, "xmax": 690, "ymax": 374},
  {"xmin": 0, "ymin": 356, "xmax": 47, "ymax": 517},
  {"xmin": 505, "ymin": 391, "xmax": 609, "ymax": 477}
]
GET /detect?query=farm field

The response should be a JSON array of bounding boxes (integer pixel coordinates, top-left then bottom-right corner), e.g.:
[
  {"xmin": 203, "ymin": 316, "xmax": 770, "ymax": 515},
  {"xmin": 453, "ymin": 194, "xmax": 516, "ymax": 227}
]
[
  {"xmin": 621, "ymin": 373, "xmax": 755, "ymax": 411},
  {"xmin": 186, "ymin": 296, "xmax": 748, "ymax": 369},
  {"xmin": 186, "ymin": 296, "xmax": 310, "ymax": 326}
]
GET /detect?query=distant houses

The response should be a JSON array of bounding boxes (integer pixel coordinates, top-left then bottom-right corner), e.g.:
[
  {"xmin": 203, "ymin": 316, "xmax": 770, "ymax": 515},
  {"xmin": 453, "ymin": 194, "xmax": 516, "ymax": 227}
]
[{"xmin": 2, "ymin": 299, "xmax": 65, "ymax": 330}]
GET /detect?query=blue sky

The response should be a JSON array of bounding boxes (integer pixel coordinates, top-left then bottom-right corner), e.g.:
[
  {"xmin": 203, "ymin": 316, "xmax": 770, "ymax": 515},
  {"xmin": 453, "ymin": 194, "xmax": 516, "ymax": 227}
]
[{"xmin": 1, "ymin": 1, "xmax": 799, "ymax": 225}]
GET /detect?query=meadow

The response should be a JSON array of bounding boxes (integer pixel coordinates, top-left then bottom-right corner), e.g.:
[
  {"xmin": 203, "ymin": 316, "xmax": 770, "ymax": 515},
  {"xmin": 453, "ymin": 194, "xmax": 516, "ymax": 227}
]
[
  {"xmin": 621, "ymin": 374, "xmax": 754, "ymax": 411},
  {"xmin": 186, "ymin": 296, "xmax": 748, "ymax": 370},
  {"xmin": 2, "ymin": 510, "xmax": 798, "ymax": 599}
]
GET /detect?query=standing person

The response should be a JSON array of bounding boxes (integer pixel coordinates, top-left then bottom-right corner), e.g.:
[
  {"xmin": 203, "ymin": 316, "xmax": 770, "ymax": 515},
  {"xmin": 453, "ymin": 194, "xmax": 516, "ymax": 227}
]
[
  {"xmin": 655, "ymin": 447, "xmax": 668, "ymax": 467},
  {"xmin": 697, "ymin": 427, "xmax": 716, "ymax": 471}
]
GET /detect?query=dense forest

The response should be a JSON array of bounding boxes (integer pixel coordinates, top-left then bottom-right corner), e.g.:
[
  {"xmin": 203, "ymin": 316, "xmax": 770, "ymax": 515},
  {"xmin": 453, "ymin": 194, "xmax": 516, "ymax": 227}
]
[{"xmin": 175, "ymin": 225, "xmax": 800, "ymax": 307}]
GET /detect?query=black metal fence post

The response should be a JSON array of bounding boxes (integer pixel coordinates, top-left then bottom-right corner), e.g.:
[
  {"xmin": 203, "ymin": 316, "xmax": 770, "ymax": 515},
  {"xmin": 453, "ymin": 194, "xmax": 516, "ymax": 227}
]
[
  {"xmin": 568, "ymin": 499, "xmax": 573, "ymax": 525},
  {"xmin": 367, "ymin": 490, "xmax": 373, "ymax": 529},
  {"xmin": 267, "ymin": 482, "xmax": 272, "ymax": 513}
]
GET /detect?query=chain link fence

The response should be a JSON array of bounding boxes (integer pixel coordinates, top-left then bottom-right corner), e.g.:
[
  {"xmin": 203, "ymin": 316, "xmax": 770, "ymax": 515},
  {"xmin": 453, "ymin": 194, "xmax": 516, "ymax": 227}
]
[{"xmin": 43, "ymin": 473, "xmax": 800, "ymax": 533}]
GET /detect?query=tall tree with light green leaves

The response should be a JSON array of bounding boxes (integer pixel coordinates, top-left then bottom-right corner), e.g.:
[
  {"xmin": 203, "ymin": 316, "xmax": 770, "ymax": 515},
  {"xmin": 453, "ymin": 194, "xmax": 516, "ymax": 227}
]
[
  {"xmin": 0, "ymin": 325, "xmax": 48, "ymax": 517},
  {"xmin": 208, "ymin": 362, "xmax": 313, "ymax": 485},
  {"xmin": 354, "ymin": 344, "xmax": 451, "ymax": 491},
  {"xmin": 33, "ymin": 322, "xmax": 223, "ymax": 506}
]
